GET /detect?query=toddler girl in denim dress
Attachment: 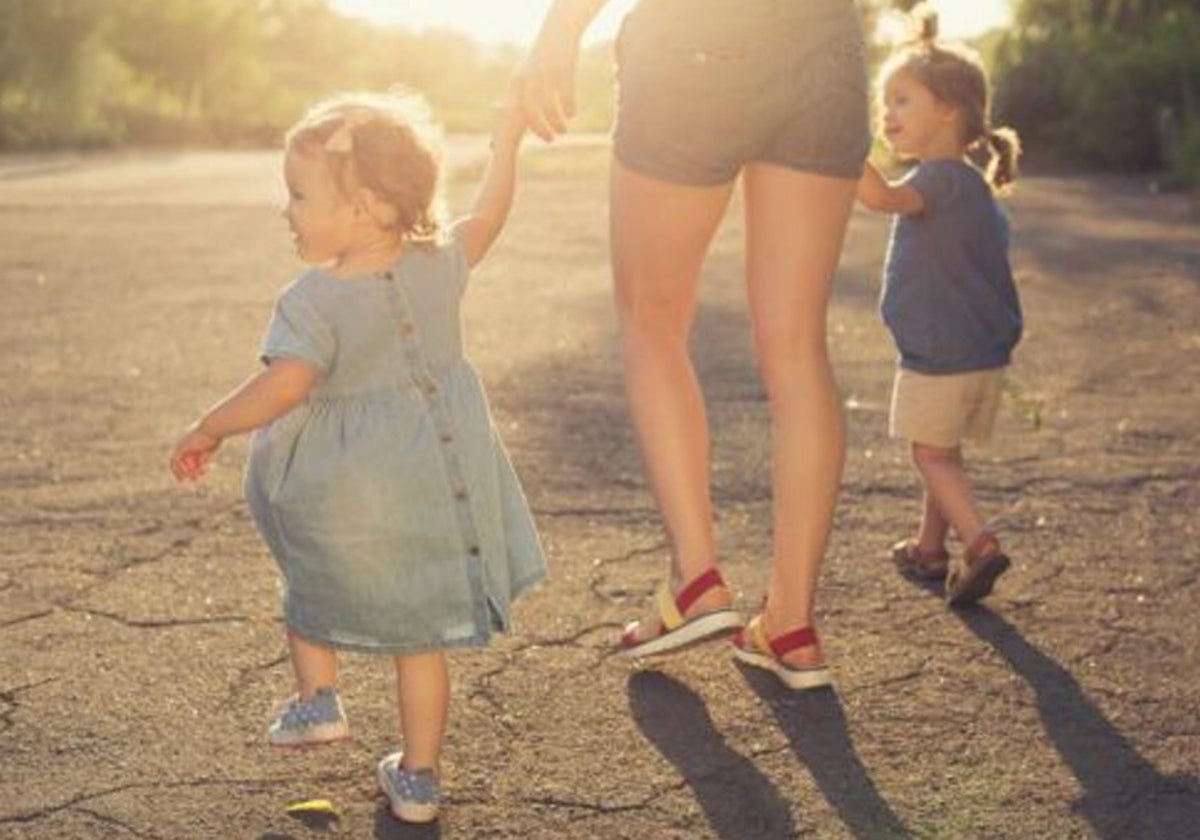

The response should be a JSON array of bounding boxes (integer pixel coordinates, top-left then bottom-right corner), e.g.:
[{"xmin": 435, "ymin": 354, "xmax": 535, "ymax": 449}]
[
  {"xmin": 856, "ymin": 9, "xmax": 1022, "ymax": 608},
  {"xmin": 170, "ymin": 90, "xmax": 545, "ymax": 824}
]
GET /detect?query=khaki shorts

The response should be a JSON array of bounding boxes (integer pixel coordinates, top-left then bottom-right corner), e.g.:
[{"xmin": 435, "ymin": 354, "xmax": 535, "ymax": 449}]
[{"xmin": 889, "ymin": 367, "xmax": 1005, "ymax": 448}]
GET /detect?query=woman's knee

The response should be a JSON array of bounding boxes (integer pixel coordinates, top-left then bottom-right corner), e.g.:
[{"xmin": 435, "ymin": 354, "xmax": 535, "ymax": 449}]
[
  {"xmin": 615, "ymin": 281, "xmax": 694, "ymax": 342},
  {"xmin": 753, "ymin": 327, "xmax": 832, "ymax": 397}
]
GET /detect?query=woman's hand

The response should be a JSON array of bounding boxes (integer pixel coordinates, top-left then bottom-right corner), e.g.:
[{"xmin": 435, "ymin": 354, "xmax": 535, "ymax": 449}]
[
  {"xmin": 170, "ymin": 424, "xmax": 221, "ymax": 482},
  {"xmin": 517, "ymin": 11, "xmax": 584, "ymax": 141}
]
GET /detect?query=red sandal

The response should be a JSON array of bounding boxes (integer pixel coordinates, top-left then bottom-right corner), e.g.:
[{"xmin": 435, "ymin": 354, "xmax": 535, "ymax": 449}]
[
  {"xmin": 732, "ymin": 615, "xmax": 832, "ymax": 690},
  {"xmin": 617, "ymin": 567, "xmax": 744, "ymax": 658}
]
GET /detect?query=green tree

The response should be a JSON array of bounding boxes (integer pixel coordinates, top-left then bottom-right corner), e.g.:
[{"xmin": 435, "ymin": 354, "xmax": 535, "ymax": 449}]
[
  {"xmin": 994, "ymin": 0, "xmax": 1200, "ymax": 185},
  {"xmin": 0, "ymin": 0, "xmax": 110, "ymax": 145}
]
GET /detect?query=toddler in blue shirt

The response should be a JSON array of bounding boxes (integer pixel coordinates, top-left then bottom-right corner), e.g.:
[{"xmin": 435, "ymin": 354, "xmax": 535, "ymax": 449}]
[{"xmin": 857, "ymin": 9, "xmax": 1023, "ymax": 606}]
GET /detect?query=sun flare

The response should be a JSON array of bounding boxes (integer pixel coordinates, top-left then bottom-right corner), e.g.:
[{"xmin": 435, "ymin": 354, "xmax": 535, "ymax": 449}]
[{"xmin": 333, "ymin": 0, "xmax": 1014, "ymax": 45}]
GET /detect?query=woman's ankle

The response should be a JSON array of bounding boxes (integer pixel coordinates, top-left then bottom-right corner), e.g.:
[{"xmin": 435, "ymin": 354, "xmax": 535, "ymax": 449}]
[
  {"xmin": 760, "ymin": 609, "xmax": 823, "ymax": 666},
  {"xmin": 670, "ymin": 561, "xmax": 733, "ymax": 613}
]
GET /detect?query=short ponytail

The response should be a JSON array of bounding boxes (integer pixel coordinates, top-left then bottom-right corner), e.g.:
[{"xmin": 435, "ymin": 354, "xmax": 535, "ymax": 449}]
[
  {"xmin": 911, "ymin": 2, "xmax": 938, "ymax": 44},
  {"xmin": 883, "ymin": 3, "xmax": 1018, "ymax": 193},
  {"xmin": 984, "ymin": 126, "xmax": 1022, "ymax": 192}
]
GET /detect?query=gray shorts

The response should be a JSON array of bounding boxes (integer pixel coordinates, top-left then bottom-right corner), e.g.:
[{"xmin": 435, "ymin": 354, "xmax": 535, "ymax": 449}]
[{"xmin": 614, "ymin": 0, "xmax": 871, "ymax": 185}]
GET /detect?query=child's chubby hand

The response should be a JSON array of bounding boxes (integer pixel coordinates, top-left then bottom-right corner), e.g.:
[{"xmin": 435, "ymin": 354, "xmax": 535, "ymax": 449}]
[
  {"xmin": 170, "ymin": 424, "xmax": 222, "ymax": 483},
  {"xmin": 489, "ymin": 82, "xmax": 527, "ymax": 154}
]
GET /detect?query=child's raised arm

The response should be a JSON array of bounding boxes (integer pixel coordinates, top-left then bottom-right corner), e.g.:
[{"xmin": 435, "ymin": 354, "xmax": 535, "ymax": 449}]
[
  {"xmin": 169, "ymin": 358, "xmax": 319, "ymax": 482},
  {"xmin": 857, "ymin": 161, "xmax": 925, "ymax": 216},
  {"xmin": 451, "ymin": 96, "xmax": 526, "ymax": 268}
]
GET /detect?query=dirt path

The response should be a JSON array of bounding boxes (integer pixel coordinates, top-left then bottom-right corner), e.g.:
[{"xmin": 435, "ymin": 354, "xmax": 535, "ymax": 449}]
[{"xmin": 2, "ymin": 145, "xmax": 1198, "ymax": 839}]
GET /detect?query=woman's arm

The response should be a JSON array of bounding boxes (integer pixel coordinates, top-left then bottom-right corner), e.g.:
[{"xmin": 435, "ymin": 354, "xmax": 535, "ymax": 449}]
[
  {"xmin": 518, "ymin": 0, "xmax": 610, "ymax": 141},
  {"xmin": 857, "ymin": 161, "xmax": 925, "ymax": 216},
  {"xmin": 451, "ymin": 99, "xmax": 525, "ymax": 268},
  {"xmin": 169, "ymin": 358, "xmax": 319, "ymax": 481}
]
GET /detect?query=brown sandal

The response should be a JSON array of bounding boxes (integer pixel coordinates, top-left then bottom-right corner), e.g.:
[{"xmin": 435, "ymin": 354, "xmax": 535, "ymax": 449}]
[
  {"xmin": 946, "ymin": 532, "xmax": 1011, "ymax": 606},
  {"xmin": 890, "ymin": 538, "xmax": 950, "ymax": 580}
]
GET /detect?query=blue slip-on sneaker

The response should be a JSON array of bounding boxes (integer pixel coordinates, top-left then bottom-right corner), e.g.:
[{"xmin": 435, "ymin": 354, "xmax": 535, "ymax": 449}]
[
  {"xmin": 377, "ymin": 750, "xmax": 441, "ymax": 823},
  {"xmin": 267, "ymin": 687, "xmax": 349, "ymax": 747}
]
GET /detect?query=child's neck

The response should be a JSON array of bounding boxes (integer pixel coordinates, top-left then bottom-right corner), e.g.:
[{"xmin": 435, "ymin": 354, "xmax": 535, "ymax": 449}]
[
  {"xmin": 917, "ymin": 132, "xmax": 967, "ymax": 164},
  {"xmin": 329, "ymin": 233, "xmax": 406, "ymax": 279}
]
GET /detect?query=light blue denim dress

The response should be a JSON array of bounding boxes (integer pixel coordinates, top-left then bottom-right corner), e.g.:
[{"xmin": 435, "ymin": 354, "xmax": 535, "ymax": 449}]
[{"xmin": 244, "ymin": 238, "xmax": 546, "ymax": 655}]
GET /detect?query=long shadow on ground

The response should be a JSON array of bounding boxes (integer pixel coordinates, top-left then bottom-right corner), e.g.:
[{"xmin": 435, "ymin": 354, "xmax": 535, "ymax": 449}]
[
  {"xmin": 628, "ymin": 671, "xmax": 795, "ymax": 839},
  {"xmin": 372, "ymin": 806, "xmax": 441, "ymax": 839},
  {"xmin": 736, "ymin": 667, "xmax": 909, "ymax": 839},
  {"xmin": 954, "ymin": 607, "xmax": 1200, "ymax": 840}
]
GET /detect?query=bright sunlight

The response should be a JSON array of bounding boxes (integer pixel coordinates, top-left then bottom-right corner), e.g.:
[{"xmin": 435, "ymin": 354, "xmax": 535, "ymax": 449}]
[{"xmin": 332, "ymin": 0, "xmax": 1014, "ymax": 44}]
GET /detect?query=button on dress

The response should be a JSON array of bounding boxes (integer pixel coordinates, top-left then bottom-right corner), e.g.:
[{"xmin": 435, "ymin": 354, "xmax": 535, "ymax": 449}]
[{"xmin": 244, "ymin": 238, "xmax": 546, "ymax": 655}]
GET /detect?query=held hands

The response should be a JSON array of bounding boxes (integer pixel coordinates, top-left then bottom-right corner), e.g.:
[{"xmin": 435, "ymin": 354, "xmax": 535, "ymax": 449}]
[{"xmin": 170, "ymin": 423, "xmax": 221, "ymax": 482}]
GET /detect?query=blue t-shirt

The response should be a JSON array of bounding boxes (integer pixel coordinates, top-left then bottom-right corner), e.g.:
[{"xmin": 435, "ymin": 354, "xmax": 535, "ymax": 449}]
[{"xmin": 881, "ymin": 159, "xmax": 1022, "ymax": 374}]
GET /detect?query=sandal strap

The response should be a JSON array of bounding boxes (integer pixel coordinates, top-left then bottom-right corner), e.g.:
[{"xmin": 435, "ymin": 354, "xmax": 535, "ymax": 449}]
[
  {"xmin": 655, "ymin": 583, "xmax": 685, "ymax": 631},
  {"xmin": 654, "ymin": 566, "xmax": 725, "ymax": 632},
  {"xmin": 676, "ymin": 567, "xmax": 725, "ymax": 614},
  {"xmin": 966, "ymin": 531, "xmax": 1001, "ymax": 562},
  {"xmin": 750, "ymin": 615, "xmax": 771, "ymax": 655},
  {"xmin": 769, "ymin": 626, "xmax": 819, "ymax": 658}
]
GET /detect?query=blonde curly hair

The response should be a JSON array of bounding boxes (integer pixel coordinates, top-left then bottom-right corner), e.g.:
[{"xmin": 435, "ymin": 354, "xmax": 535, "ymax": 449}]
[{"xmin": 285, "ymin": 90, "xmax": 446, "ymax": 242}]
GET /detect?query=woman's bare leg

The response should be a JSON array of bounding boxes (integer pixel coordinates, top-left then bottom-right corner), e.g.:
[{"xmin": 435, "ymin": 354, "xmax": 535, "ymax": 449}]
[
  {"xmin": 611, "ymin": 162, "xmax": 735, "ymax": 639},
  {"xmin": 742, "ymin": 163, "xmax": 856, "ymax": 666}
]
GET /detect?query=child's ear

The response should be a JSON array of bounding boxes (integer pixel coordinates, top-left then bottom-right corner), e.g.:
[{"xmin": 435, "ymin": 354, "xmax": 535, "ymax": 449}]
[
  {"xmin": 937, "ymin": 100, "xmax": 960, "ymax": 126},
  {"xmin": 354, "ymin": 188, "xmax": 398, "ymax": 228}
]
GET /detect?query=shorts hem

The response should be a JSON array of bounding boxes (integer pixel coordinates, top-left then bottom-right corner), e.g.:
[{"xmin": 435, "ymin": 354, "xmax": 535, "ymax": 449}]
[
  {"xmin": 754, "ymin": 155, "xmax": 867, "ymax": 181},
  {"xmin": 613, "ymin": 147, "xmax": 739, "ymax": 187},
  {"xmin": 890, "ymin": 429, "xmax": 970, "ymax": 449}
]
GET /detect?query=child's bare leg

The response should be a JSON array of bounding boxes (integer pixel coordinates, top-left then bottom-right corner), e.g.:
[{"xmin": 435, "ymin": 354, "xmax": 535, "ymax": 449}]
[
  {"xmin": 394, "ymin": 652, "xmax": 449, "ymax": 774},
  {"xmin": 287, "ymin": 629, "xmax": 339, "ymax": 697},
  {"xmin": 916, "ymin": 486, "xmax": 951, "ymax": 554},
  {"xmin": 911, "ymin": 443, "xmax": 986, "ymax": 547}
]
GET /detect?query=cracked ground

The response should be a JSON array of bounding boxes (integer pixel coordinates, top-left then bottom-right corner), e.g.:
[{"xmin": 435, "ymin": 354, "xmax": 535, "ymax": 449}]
[{"xmin": 1, "ymin": 145, "xmax": 1198, "ymax": 839}]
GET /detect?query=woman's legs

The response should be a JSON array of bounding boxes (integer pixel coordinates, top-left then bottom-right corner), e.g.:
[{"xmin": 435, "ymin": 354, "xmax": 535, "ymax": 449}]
[
  {"xmin": 741, "ymin": 163, "xmax": 857, "ymax": 666},
  {"xmin": 610, "ymin": 162, "xmax": 736, "ymax": 639},
  {"xmin": 287, "ymin": 629, "xmax": 339, "ymax": 697},
  {"xmin": 394, "ymin": 652, "xmax": 450, "ymax": 773}
]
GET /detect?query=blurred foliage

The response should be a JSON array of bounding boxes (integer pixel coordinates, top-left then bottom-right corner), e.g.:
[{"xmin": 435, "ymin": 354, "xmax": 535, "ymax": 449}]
[
  {"xmin": 0, "ymin": 0, "xmax": 616, "ymax": 148},
  {"xmin": 992, "ymin": 0, "xmax": 1200, "ymax": 190},
  {"xmin": 3, "ymin": 0, "xmax": 1198, "ymax": 192}
]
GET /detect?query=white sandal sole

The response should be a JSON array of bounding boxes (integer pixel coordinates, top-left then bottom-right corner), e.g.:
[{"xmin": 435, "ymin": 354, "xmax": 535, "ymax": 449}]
[
  {"xmin": 619, "ymin": 609, "xmax": 745, "ymax": 659},
  {"xmin": 733, "ymin": 647, "xmax": 834, "ymax": 690}
]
